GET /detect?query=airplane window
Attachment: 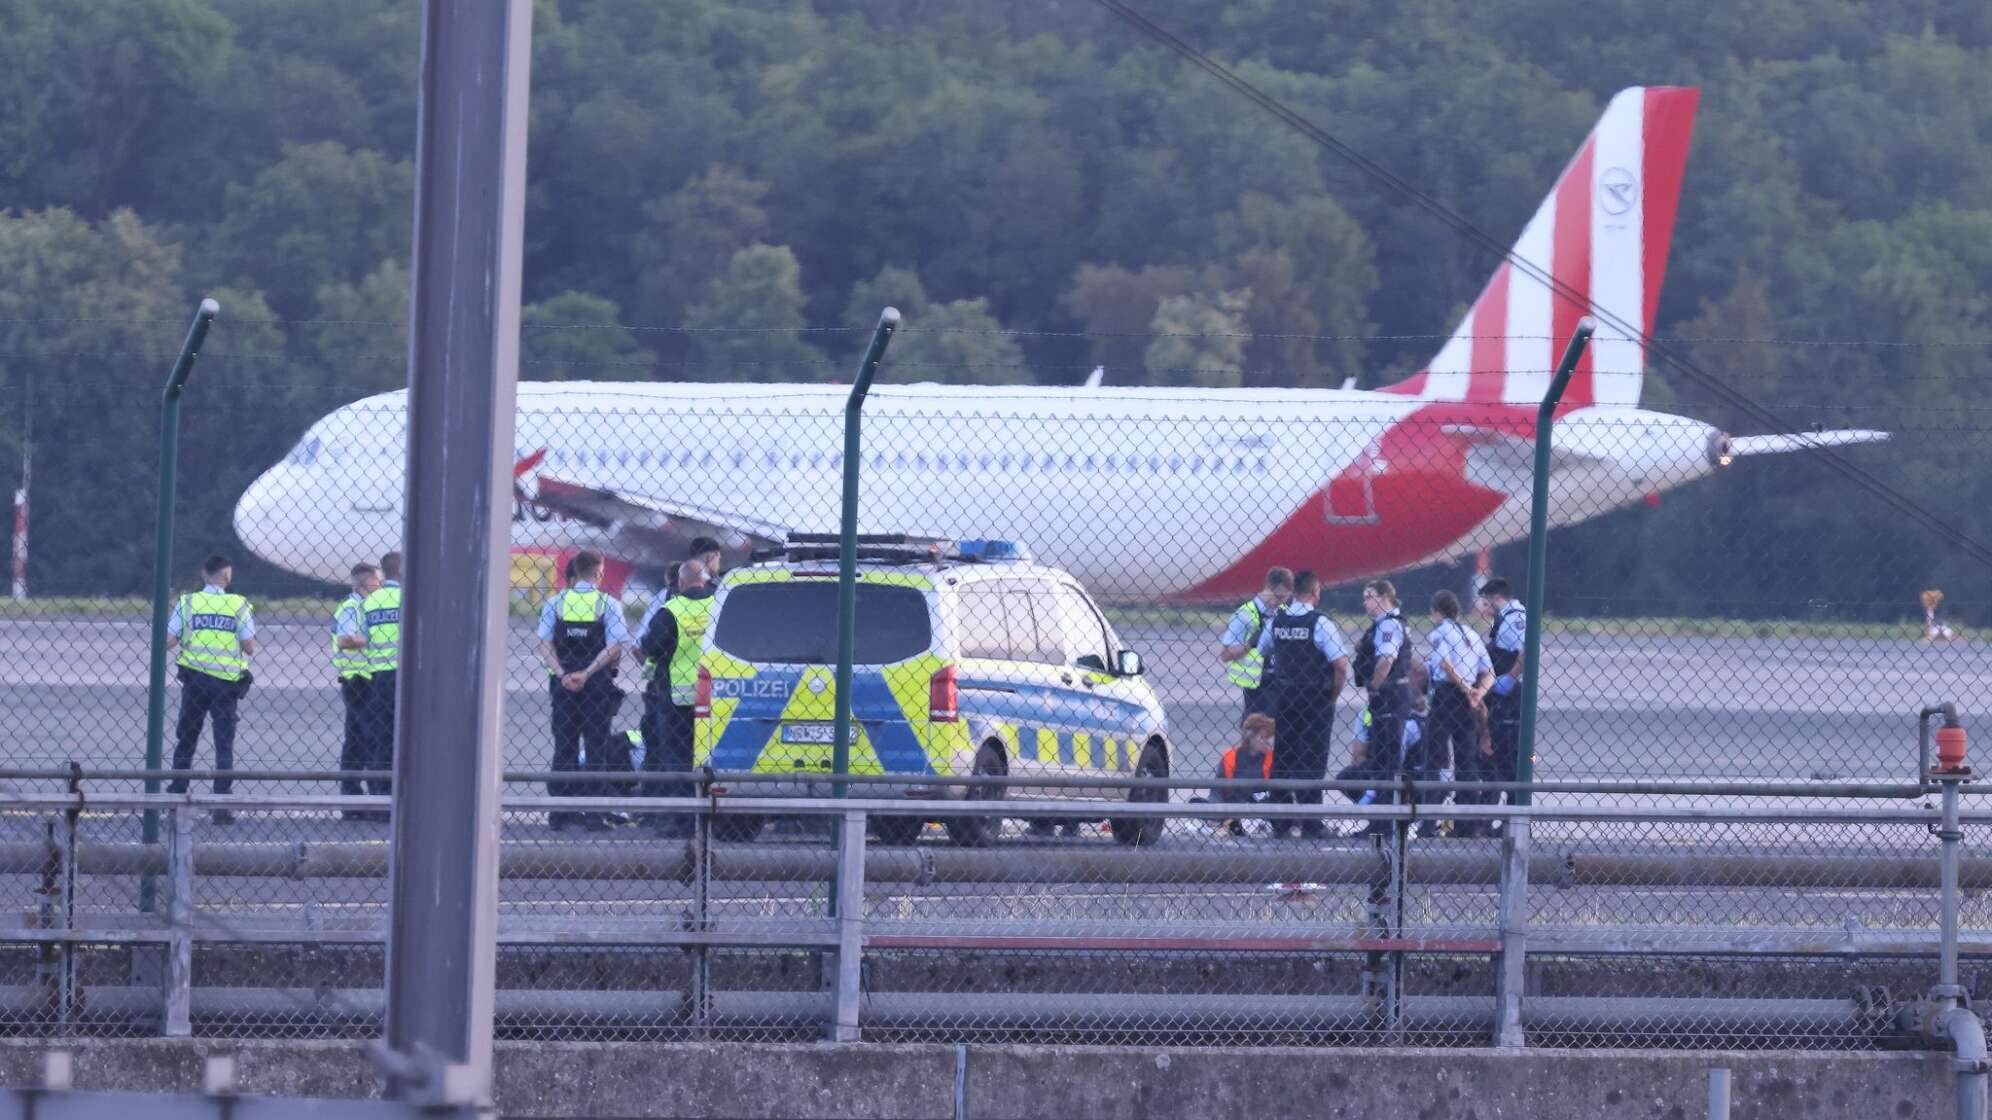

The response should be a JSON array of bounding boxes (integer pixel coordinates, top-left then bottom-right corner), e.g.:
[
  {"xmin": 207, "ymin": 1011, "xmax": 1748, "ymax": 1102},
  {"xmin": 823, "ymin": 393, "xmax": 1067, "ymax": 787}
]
[
  {"xmin": 1147, "ymin": 455, "xmax": 1161, "ymax": 472},
  {"xmin": 915, "ymin": 453, "xmax": 929, "ymax": 471},
  {"xmin": 1061, "ymin": 454, "xmax": 1076, "ymax": 471},
  {"xmin": 978, "ymin": 454, "xmax": 993, "ymax": 470},
  {"xmin": 1167, "ymin": 454, "xmax": 1182, "ymax": 473},
  {"xmin": 1084, "ymin": 454, "xmax": 1097, "ymax": 472},
  {"xmin": 730, "ymin": 451, "xmax": 745, "ymax": 468},
  {"xmin": 998, "ymin": 454, "xmax": 1012, "ymax": 471}
]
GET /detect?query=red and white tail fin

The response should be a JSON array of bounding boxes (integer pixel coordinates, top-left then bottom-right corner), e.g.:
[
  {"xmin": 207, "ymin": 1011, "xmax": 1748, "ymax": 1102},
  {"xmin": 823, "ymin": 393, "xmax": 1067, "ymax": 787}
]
[{"xmin": 1383, "ymin": 86, "xmax": 1699, "ymax": 408}]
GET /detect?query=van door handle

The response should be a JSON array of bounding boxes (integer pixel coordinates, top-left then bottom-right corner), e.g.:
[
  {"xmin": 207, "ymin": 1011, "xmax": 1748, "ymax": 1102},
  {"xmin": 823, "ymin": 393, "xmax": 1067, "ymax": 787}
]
[{"xmin": 1059, "ymin": 673, "xmax": 1074, "ymax": 686}]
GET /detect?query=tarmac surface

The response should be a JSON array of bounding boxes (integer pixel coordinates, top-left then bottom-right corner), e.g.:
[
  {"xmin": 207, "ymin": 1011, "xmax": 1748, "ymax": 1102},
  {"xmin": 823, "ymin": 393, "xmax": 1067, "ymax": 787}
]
[{"xmin": 0, "ymin": 616, "xmax": 1986, "ymax": 787}]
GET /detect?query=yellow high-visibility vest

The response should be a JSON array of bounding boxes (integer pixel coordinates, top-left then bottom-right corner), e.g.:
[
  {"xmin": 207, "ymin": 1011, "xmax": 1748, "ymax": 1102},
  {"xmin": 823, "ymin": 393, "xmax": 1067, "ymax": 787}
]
[
  {"xmin": 176, "ymin": 591, "xmax": 249, "ymax": 682},
  {"xmin": 362, "ymin": 582, "xmax": 402, "ymax": 674},
  {"xmin": 663, "ymin": 594, "xmax": 715, "ymax": 705},
  {"xmin": 1224, "ymin": 598, "xmax": 1268, "ymax": 689},
  {"xmin": 331, "ymin": 594, "xmax": 370, "ymax": 680}
]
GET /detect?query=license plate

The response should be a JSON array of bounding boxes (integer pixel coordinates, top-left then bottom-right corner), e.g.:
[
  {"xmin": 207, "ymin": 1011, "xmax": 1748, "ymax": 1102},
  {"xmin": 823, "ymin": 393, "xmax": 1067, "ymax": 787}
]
[{"xmin": 780, "ymin": 722, "xmax": 838, "ymax": 744}]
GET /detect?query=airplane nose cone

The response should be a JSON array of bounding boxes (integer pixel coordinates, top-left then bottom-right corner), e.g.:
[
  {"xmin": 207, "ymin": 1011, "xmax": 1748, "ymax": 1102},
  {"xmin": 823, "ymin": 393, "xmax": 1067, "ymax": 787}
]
[{"xmin": 232, "ymin": 468, "xmax": 283, "ymax": 564}]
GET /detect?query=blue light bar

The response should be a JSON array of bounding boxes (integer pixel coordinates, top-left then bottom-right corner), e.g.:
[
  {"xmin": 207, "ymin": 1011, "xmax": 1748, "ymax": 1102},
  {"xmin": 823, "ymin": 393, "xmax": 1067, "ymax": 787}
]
[{"xmin": 954, "ymin": 539, "xmax": 1030, "ymax": 562}]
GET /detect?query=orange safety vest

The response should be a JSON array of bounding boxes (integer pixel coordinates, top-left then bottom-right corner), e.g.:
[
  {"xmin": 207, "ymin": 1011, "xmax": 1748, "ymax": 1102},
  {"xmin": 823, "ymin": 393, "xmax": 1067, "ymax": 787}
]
[{"xmin": 1221, "ymin": 747, "xmax": 1274, "ymax": 781}]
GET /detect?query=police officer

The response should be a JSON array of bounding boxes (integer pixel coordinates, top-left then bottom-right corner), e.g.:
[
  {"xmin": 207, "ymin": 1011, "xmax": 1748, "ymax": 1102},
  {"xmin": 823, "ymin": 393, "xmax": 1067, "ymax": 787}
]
[
  {"xmin": 1219, "ymin": 567, "xmax": 1292, "ymax": 724},
  {"xmin": 1423, "ymin": 590, "xmax": 1493, "ymax": 838},
  {"xmin": 357, "ymin": 551, "xmax": 403, "ymax": 811},
  {"xmin": 1461, "ymin": 577, "xmax": 1528, "ymax": 836},
  {"xmin": 332, "ymin": 562, "xmax": 382, "ymax": 819},
  {"xmin": 639, "ymin": 558, "xmax": 714, "ymax": 837},
  {"xmin": 536, "ymin": 549, "xmax": 630, "ymax": 831},
  {"xmin": 1348, "ymin": 580, "xmax": 1408, "ymax": 836},
  {"xmin": 1254, "ymin": 570, "xmax": 1349, "ymax": 839},
  {"xmin": 166, "ymin": 554, "xmax": 255, "ymax": 824}
]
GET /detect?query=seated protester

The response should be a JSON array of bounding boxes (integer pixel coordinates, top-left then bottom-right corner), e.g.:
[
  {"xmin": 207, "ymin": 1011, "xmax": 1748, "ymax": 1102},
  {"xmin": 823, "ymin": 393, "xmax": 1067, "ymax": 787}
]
[{"xmin": 1213, "ymin": 713, "xmax": 1276, "ymax": 836}]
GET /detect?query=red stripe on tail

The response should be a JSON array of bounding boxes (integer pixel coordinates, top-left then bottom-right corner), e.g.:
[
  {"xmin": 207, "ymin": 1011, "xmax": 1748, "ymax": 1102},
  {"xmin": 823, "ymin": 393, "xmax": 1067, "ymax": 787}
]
[{"xmin": 1640, "ymin": 87, "xmax": 1699, "ymax": 342}]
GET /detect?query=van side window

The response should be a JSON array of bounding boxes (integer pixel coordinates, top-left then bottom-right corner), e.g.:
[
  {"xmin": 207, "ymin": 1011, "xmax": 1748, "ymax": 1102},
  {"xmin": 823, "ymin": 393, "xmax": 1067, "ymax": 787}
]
[
  {"xmin": 954, "ymin": 584, "xmax": 1017, "ymax": 661},
  {"xmin": 1017, "ymin": 586, "xmax": 1068, "ymax": 666},
  {"xmin": 1052, "ymin": 585, "xmax": 1112, "ymax": 668}
]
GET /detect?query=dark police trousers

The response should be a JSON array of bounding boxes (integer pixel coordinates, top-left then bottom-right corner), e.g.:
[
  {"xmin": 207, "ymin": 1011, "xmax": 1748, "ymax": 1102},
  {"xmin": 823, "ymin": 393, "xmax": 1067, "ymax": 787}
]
[
  {"xmin": 1241, "ymin": 681, "xmax": 1277, "ymax": 724},
  {"xmin": 550, "ymin": 675, "xmax": 623, "ymax": 800},
  {"xmin": 1457, "ymin": 691, "xmax": 1520, "ymax": 831},
  {"xmin": 1349, "ymin": 685, "xmax": 1408, "ymax": 809},
  {"xmin": 1271, "ymin": 689, "xmax": 1336, "ymax": 814},
  {"xmin": 363, "ymin": 669, "xmax": 397, "ymax": 796},
  {"xmin": 169, "ymin": 669, "xmax": 239, "ymax": 795},
  {"xmin": 641, "ymin": 689, "xmax": 696, "ymax": 799},
  {"xmin": 1423, "ymin": 684, "xmax": 1477, "ymax": 827},
  {"xmin": 338, "ymin": 676, "xmax": 372, "ymax": 796}
]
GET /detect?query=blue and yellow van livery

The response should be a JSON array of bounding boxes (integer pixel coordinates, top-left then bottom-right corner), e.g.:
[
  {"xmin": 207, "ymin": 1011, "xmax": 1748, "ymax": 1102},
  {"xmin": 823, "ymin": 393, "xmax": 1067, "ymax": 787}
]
[{"xmin": 693, "ymin": 539, "xmax": 1170, "ymax": 845}]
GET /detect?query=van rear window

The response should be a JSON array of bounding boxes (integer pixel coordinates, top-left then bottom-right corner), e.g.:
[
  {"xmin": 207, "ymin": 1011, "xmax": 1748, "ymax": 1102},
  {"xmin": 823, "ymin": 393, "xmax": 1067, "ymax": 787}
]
[{"xmin": 712, "ymin": 582, "xmax": 933, "ymax": 665}]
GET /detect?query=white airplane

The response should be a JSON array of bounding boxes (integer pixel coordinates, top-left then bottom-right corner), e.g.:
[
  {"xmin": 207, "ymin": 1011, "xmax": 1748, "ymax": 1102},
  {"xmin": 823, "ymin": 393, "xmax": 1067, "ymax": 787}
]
[{"xmin": 234, "ymin": 85, "xmax": 1884, "ymax": 604}]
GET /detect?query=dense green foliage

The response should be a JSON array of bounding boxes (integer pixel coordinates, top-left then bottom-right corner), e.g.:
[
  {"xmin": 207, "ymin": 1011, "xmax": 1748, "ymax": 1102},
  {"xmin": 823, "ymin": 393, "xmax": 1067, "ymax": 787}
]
[{"xmin": 0, "ymin": 0, "xmax": 1987, "ymax": 618}]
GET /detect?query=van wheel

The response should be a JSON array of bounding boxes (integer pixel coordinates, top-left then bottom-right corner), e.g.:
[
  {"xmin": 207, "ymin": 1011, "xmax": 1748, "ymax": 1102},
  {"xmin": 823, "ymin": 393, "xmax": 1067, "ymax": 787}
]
[
  {"xmin": 946, "ymin": 742, "xmax": 1007, "ymax": 847},
  {"xmin": 873, "ymin": 817, "xmax": 925, "ymax": 846},
  {"xmin": 712, "ymin": 815, "xmax": 764, "ymax": 844},
  {"xmin": 1111, "ymin": 741, "xmax": 1168, "ymax": 846}
]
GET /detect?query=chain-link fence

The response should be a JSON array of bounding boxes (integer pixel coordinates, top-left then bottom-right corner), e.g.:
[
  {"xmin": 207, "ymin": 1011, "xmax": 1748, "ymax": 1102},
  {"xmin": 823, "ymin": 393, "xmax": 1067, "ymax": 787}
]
[
  {"xmin": 0, "ymin": 782, "xmax": 1980, "ymax": 1051},
  {"xmin": 0, "ymin": 318, "xmax": 1988, "ymax": 1052}
]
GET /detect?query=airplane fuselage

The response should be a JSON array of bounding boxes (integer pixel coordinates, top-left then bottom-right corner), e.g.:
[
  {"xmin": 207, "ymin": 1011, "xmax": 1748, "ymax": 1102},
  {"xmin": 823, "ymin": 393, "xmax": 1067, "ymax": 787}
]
[{"xmin": 234, "ymin": 382, "xmax": 1723, "ymax": 602}]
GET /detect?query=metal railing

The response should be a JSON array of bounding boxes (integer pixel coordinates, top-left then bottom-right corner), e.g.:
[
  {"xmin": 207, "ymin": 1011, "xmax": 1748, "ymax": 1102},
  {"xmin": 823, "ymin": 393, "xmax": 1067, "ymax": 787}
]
[{"xmin": 0, "ymin": 769, "xmax": 1981, "ymax": 1054}]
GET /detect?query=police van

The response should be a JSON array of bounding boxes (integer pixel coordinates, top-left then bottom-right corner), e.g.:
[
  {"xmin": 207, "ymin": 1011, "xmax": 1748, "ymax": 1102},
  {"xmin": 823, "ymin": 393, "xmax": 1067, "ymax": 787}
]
[{"xmin": 693, "ymin": 536, "xmax": 1171, "ymax": 846}]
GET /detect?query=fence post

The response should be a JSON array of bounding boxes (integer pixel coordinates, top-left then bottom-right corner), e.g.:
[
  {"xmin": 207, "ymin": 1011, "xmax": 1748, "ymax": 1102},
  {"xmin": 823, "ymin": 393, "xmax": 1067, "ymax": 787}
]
[
  {"xmin": 829, "ymin": 308, "xmax": 898, "ymax": 922},
  {"xmin": 163, "ymin": 808, "xmax": 194, "ymax": 1037},
  {"xmin": 831, "ymin": 307, "xmax": 901, "ymax": 798},
  {"xmin": 56, "ymin": 783, "xmax": 76, "ymax": 1029},
  {"xmin": 1494, "ymin": 816, "xmax": 1531, "ymax": 1047},
  {"xmin": 832, "ymin": 809, "xmax": 868, "ymax": 1042},
  {"xmin": 1515, "ymin": 318, "xmax": 1594, "ymax": 806},
  {"xmin": 1707, "ymin": 1068, "xmax": 1731, "ymax": 1119},
  {"xmin": 689, "ymin": 779, "xmax": 711, "ymax": 1030},
  {"xmin": 141, "ymin": 299, "xmax": 220, "ymax": 914}
]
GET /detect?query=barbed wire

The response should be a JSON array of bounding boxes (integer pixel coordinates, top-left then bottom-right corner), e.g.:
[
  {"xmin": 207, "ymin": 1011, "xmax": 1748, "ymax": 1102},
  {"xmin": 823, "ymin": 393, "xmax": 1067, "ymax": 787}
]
[{"xmin": 5, "ymin": 315, "xmax": 1992, "ymax": 349}]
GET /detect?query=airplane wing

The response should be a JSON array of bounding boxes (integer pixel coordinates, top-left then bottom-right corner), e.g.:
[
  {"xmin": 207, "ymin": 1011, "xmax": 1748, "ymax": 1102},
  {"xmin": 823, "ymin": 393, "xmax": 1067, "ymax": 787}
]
[
  {"xmin": 1723, "ymin": 430, "xmax": 1889, "ymax": 459},
  {"xmin": 532, "ymin": 476, "xmax": 789, "ymax": 567}
]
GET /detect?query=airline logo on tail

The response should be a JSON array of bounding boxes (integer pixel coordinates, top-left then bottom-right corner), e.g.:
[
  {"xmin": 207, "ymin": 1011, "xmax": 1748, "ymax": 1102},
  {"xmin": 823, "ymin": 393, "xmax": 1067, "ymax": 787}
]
[{"xmin": 1383, "ymin": 86, "xmax": 1700, "ymax": 409}]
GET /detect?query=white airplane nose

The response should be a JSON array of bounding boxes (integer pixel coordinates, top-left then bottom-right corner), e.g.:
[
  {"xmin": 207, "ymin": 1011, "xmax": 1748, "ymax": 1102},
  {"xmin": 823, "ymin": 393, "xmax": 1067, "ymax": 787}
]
[{"xmin": 232, "ymin": 468, "xmax": 284, "ymax": 565}]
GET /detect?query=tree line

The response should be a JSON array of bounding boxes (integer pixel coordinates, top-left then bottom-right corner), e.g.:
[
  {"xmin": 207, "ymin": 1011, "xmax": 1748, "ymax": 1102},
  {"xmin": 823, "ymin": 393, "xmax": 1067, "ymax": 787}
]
[{"xmin": 0, "ymin": 0, "xmax": 1987, "ymax": 621}]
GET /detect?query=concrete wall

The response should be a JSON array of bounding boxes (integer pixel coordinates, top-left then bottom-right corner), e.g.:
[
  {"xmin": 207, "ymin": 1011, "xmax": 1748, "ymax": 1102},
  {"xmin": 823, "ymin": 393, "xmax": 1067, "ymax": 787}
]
[{"xmin": 0, "ymin": 1039, "xmax": 1958, "ymax": 1119}]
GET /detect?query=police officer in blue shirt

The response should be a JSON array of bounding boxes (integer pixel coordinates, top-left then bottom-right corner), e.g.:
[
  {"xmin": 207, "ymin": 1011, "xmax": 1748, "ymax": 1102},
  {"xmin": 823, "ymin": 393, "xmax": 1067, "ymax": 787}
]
[
  {"xmin": 536, "ymin": 550, "xmax": 631, "ymax": 831},
  {"xmin": 165, "ymin": 554, "xmax": 256, "ymax": 824},
  {"xmin": 1461, "ymin": 578, "xmax": 1528, "ymax": 835},
  {"xmin": 332, "ymin": 561, "xmax": 383, "ymax": 818},
  {"xmin": 1219, "ymin": 567, "xmax": 1292, "ymax": 725},
  {"xmin": 1255, "ymin": 570, "xmax": 1350, "ymax": 839},
  {"xmin": 1423, "ymin": 590, "xmax": 1493, "ymax": 837}
]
